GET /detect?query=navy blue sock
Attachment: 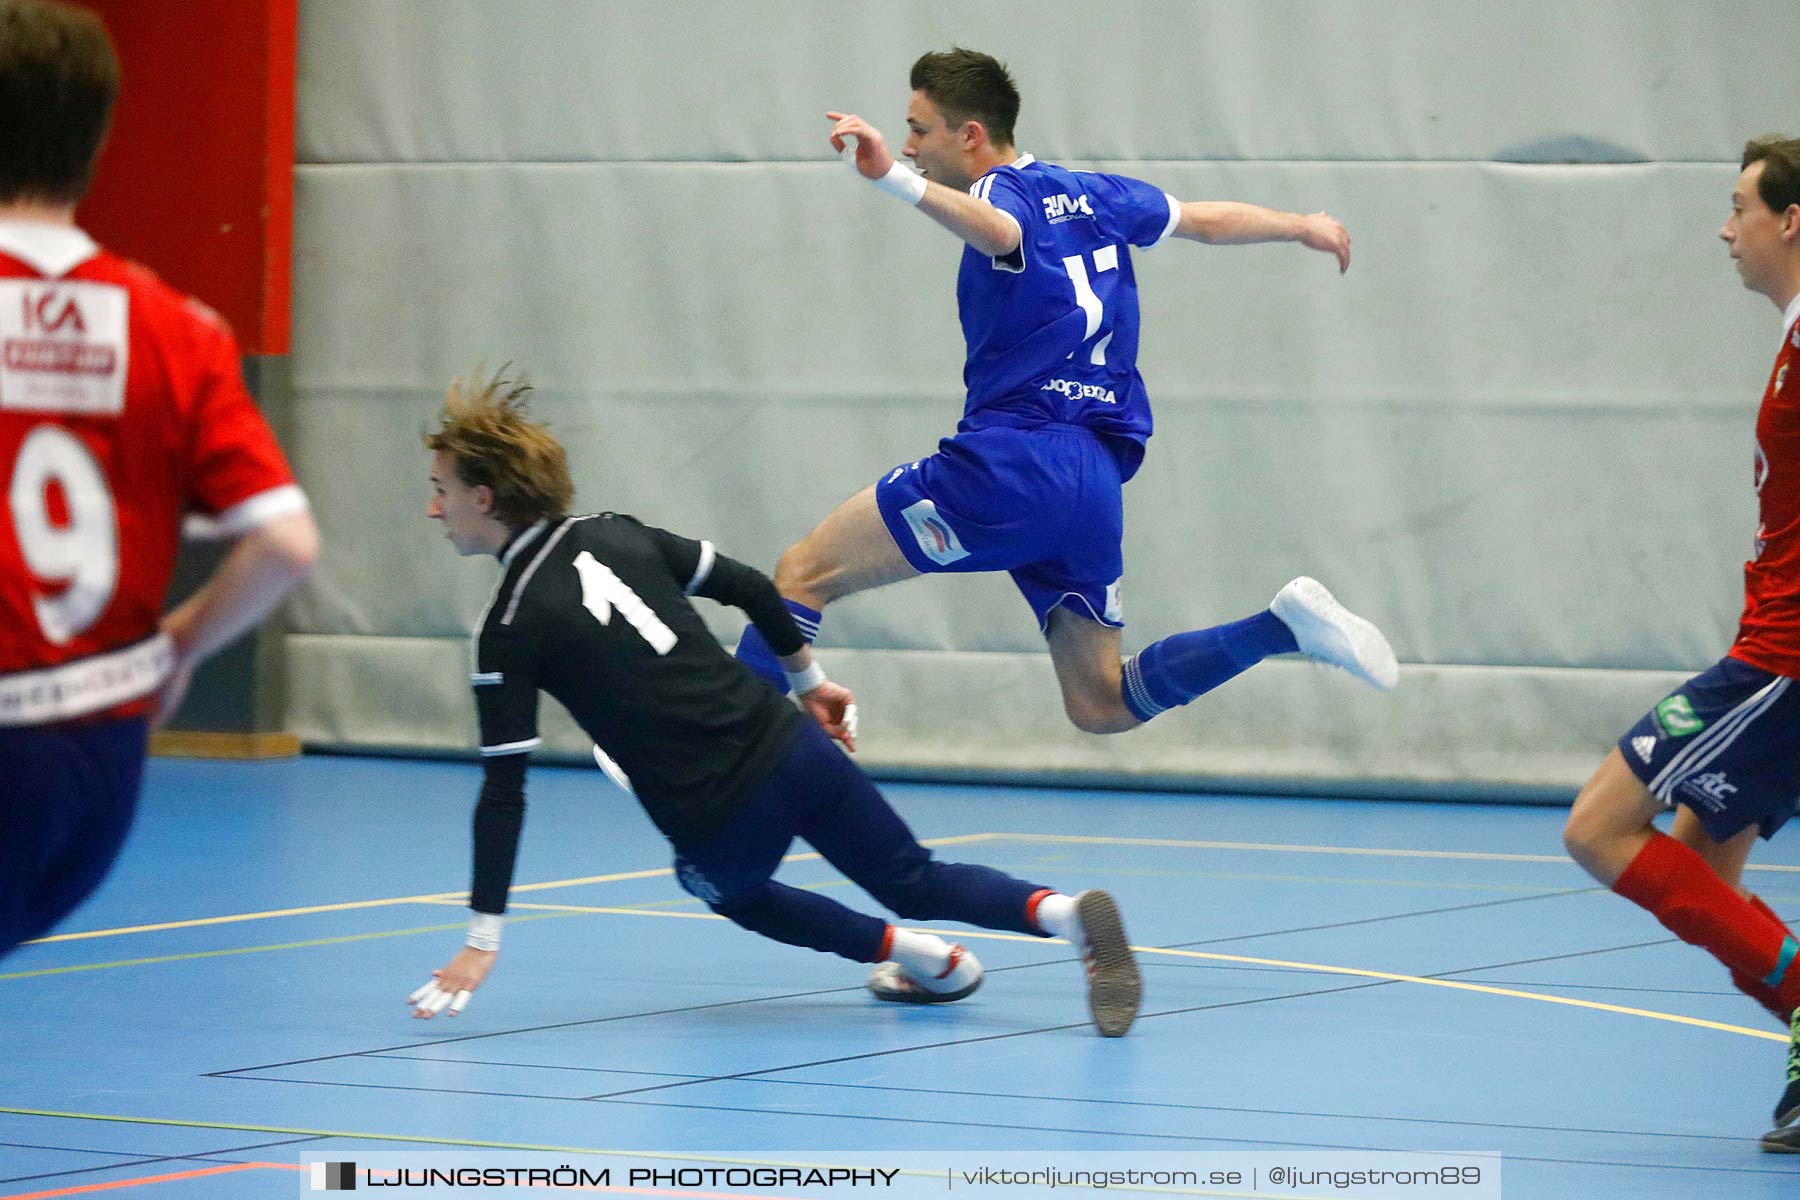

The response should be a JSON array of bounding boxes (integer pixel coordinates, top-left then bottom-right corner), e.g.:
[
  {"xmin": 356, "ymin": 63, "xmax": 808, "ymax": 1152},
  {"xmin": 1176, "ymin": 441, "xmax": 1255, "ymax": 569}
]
[
  {"xmin": 734, "ymin": 599, "xmax": 822, "ymax": 695},
  {"xmin": 1120, "ymin": 610, "xmax": 1298, "ymax": 722}
]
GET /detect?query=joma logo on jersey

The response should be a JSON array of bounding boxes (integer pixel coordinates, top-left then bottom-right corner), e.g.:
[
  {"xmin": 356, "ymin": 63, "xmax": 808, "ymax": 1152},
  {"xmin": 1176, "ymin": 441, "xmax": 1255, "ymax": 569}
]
[
  {"xmin": 1042, "ymin": 193, "xmax": 1093, "ymax": 222},
  {"xmin": 1040, "ymin": 377, "xmax": 1117, "ymax": 404}
]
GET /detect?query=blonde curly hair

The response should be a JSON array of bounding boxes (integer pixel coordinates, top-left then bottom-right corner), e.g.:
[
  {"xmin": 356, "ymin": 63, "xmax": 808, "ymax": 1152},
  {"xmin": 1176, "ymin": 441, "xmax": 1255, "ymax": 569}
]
[{"xmin": 425, "ymin": 366, "xmax": 573, "ymax": 527}]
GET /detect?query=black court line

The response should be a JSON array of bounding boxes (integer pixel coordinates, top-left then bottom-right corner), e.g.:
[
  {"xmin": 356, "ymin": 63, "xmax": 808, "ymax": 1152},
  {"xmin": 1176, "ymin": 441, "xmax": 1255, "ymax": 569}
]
[
  {"xmin": 0, "ymin": 1135, "xmax": 324, "ymax": 1187},
  {"xmin": 1425, "ymin": 938, "xmax": 1686, "ymax": 977},
  {"xmin": 352, "ymin": 1057, "xmax": 1763, "ymax": 1147},
  {"xmin": 371, "ymin": 1052, "xmax": 706, "ymax": 1080},
  {"xmin": 213, "ymin": 976, "xmax": 1406, "ymax": 1107},
  {"xmin": 545, "ymin": 1095, "xmax": 1800, "ymax": 1178},
  {"xmin": 1145, "ymin": 957, "xmax": 1756, "ymax": 1003},
  {"xmin": 0, "ymin": 1141, "xmax": 150, "ymax": 1160},
  {"xmin": 11, "ymin": 1079, "xmax": 1787, "ymax": 1182},
  {"xmin": 212, "ymin": 929, "xmax": 1747, "ymax": 1115},
  {"xmin": 1160, "ymin": 885, "xmax": 1603, "ymax": 951},
  {"xmin": 205, "ymin": 882, "xmax": 1761, "ymax": 1151},
  {"xmin": 205, "ymin": 884, "xmax": 1600, "ymax": 1080},
  {"xmin": 204, "ymin": 982, "xmax": 889, "ymax": 1077},
  {"xmin": 1449, "ymin": 979, "xmax": 1764, "ymax": 1000},
  {"xmin": 315, "ymin": 928, "xmax": 1780, "ymax": 1112}
]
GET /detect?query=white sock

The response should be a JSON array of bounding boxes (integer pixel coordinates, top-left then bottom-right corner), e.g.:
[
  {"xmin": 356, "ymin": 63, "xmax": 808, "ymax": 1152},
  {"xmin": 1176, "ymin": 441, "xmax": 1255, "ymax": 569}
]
[
  {"xmin": 884, "ymin": 926, "xmax": 954, "ymax": 978},
  {"xmin": 1033, "ymin": 892, "xmax": 1081, "ymax": 942}
]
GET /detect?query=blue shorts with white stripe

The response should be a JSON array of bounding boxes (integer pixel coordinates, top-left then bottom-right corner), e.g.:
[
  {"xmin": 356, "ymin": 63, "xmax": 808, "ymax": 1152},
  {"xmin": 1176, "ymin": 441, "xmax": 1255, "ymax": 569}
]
[{"xmin": 1618, "ymin": 655, "xmax": 1800, "ymax": 841}]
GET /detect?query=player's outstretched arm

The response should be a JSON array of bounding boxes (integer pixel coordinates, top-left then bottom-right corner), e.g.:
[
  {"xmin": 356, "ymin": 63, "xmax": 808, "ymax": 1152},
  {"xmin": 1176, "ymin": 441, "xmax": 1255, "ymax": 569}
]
[
  {"xmin": 826, "ymin": 111, "xmax": 1020, "ymax": 258},
  {"xmin": 409, "ymin": 756, "xmax": 525, "ymax": 1017},
  {"xmin": 1173, "ymin": 201, "xmax": 1351, "ymax": 273},
  {"xmin": 153, "ymin": 509, "xmax": 319, "ymax": 725}
]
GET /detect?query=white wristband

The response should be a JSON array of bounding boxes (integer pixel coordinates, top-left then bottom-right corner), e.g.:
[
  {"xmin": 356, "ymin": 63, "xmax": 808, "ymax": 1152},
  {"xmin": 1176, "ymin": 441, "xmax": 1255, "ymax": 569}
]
[
  {"xmin": 786, "ymin": 661, "xmax": 827, "ymax": 695},
  {"xmin": 466, "ymin": 910, "xmax": 503, "ymax": 952},
  {"xmin": 872, "ymin": 160, "xmax": 928, "ymax": 206},
  {"xmin": 841, "ymin": 144, "xmax": 926, "ymax": 207}
]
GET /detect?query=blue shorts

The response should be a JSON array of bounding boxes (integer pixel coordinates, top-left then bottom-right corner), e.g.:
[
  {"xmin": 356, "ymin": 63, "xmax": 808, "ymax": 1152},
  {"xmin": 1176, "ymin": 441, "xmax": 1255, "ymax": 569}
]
[
  {"xmin": 1617, "ymin": 657, "xmax": 1800, "ymax": 841},
  {"xmin": 0, "ymin": 717, "xmax": 147, "ymax": 956},
  {"xmin": 874, "ymin": 424, "xmax": 1126, "ymax": 631}
]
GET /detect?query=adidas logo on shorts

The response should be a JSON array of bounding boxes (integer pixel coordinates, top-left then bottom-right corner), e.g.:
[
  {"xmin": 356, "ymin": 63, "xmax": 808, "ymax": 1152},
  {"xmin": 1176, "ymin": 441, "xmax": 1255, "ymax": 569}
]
[{"xmin": 1630, "ymin": 735, "xmax": 1656, "ymax": 764}]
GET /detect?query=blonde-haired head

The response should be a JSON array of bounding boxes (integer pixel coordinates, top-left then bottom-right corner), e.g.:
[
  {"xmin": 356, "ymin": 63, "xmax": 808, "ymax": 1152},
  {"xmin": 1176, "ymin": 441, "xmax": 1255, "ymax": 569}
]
[{"xmin": 425, "ymin": 366, "xmax": 574, "ymax": 528}]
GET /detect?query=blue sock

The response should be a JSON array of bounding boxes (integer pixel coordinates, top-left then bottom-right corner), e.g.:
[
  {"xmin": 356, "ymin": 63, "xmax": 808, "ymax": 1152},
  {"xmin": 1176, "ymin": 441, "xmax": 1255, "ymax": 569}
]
[
  {"xmin": 1120, "ymin": 609, "xmax": 1298, "ymax": 722},
  {"xmin": 733, "ymin": 599, "xmax": 822, "ymax": 695}
]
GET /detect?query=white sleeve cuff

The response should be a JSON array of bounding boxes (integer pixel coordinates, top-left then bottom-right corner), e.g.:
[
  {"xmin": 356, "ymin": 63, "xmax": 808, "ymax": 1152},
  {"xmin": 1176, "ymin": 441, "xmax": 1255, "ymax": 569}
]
[
  {"xmin": 684, "ymin": 540, "xmax": 716, "ymax": 594},
  {"xmin": 182, "ymin": 483, "xmax": 310, "ymax": 541},
  {"xmin": 1147, "ymin": 193, "xmax": 1181, "ymax": 249}
]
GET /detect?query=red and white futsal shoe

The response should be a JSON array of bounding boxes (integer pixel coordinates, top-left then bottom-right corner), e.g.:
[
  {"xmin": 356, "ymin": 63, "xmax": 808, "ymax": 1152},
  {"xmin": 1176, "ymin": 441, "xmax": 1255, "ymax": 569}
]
[{"xmin": 867, "ymin": 943, "xmax": 983, "ymax": 1004}]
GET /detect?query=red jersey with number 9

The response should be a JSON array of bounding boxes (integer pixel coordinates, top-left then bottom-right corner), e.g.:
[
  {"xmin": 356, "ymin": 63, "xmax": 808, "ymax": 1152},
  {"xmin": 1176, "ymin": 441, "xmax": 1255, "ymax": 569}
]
[
  {"xmin": 1732, "ymin": 310, "xmax": 1800, "ymax": 678},
  {"xmin": 0, "ymin": 222, "xmax": 303, "ymax": 717}
]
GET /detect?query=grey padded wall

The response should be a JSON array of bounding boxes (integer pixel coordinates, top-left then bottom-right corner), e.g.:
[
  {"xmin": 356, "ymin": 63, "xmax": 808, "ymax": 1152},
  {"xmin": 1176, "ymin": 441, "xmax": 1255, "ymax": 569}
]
[{"xmin": 285, "ymin": 0, "xmax": 1797, "ymax": 793}]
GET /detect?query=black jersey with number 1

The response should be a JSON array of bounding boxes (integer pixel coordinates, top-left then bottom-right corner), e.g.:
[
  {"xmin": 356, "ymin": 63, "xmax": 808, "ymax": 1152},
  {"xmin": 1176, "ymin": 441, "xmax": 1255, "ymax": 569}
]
[{"xmin": 470, "ymin": 513, "xmax": 805, "ymax": 852}]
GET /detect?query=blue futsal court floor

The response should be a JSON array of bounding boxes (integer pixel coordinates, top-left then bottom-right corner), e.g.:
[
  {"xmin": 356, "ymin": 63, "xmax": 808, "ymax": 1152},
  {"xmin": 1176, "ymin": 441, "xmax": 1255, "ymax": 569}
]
[{"xmin": 5, "ymin": 754, "xmax": 1800, "ymax": 1198}]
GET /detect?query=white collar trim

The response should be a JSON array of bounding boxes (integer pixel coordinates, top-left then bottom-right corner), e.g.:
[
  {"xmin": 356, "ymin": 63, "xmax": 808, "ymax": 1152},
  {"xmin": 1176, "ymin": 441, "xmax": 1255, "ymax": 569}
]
[
  {"xmin": 1783, "ymin": 291, "xmax": 1800, "ymax": 340},
  {"xmin": 501, "ymin": 518, "xmax": 551, "ymax": 567},
  {"xmin": 1011, "ymin": 153, "xmax": 1036, "ymax": 169},
  {"xmin": 0, "ymin": 220, "xmax": 98, "ymax": 278}
]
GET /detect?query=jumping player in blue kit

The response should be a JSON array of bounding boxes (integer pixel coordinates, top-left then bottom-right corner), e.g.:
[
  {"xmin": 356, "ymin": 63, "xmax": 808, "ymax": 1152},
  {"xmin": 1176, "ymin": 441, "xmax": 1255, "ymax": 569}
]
[{"xmin": 736, "ymin": 49, "xmax": 1398, "ymax": 731}]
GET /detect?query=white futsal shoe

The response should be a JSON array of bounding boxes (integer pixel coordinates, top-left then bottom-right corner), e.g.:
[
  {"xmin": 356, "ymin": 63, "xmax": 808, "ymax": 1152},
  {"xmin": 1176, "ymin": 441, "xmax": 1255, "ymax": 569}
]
[
  {"xmin": 1269, "ymin": 576, "xmax": 1399, "ymax": 692},
  {"xmin": 867, "ymin": 944, "xmax": 984, "ymax": 1004}
]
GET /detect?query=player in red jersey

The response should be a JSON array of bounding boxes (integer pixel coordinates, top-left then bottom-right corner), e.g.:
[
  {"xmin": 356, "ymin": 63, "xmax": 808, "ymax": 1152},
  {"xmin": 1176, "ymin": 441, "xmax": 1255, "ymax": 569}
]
[
  {"xmin": 1560, "ymin": 136, "xmax": 1800, "ymax": 1146},
  {"xmin": 0, "ymin": 0, "xmax": 317, "ymax": 956}
]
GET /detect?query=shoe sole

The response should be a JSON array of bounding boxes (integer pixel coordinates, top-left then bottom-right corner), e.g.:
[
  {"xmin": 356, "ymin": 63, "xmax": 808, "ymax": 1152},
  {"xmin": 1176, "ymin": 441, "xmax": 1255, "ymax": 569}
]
[
  {"xmin": 1077, "ymin": 890, "xmax": 1141, "ymax": 1037},
  {"xmin": 1272, "ymin": 577, "xmax": 1399, "ymax": 692},
  {"xmin": 1763, "ymin": 1123, "xmax": 1800, "ymax": 1153}
]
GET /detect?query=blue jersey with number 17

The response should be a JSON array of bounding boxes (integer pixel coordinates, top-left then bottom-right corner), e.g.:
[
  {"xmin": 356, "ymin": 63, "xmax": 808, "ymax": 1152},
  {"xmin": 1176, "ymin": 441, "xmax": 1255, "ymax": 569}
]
[{"xmin": 955, "ymin": 154, "xmax": 1180, "ymax": 481}]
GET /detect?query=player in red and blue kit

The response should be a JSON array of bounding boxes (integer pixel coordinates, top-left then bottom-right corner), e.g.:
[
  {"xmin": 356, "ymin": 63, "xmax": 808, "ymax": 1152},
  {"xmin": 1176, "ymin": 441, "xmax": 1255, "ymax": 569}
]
[
  {"xmin": 736, "ymin": 48, "xmax": 1397, "ymax": 735},
  {"xmin": 1561, "ymin": 137, "xmax": 1800, "ymax": 1149},
  {"xmin": 0, "ymin": 1, "xmax": 317, "ymax": 957}
]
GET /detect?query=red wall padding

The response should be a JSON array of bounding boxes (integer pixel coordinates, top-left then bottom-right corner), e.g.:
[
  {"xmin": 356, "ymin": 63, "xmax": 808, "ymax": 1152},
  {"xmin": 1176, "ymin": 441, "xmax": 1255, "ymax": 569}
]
[{"xmin": 72, "ymin": 0, "xmax": 296, "ymax": 355}]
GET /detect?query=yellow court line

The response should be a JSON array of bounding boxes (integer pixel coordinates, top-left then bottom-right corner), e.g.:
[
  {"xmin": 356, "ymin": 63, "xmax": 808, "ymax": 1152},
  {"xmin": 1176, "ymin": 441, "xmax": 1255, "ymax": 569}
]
[
  {"xmin": 9, "ymin": 899, "xmax": 1786, "ymax": 1046},
  {"xmin": 0, "ymin": 1107, "xmax": 765, "ymax": 1156},
  {"xmin": 0, "ymin": 914, "xmax": 572, "ymax": 982},
  {"xmin": 989, "ymin": 832, "xmax": 1800, "ymax": 873},
  {"xmin": 500, "ymin": 903, "xmax": 721, "ymax": 920},
  {"xmin": 22, "ymin": 835, "xmax": 997, "ymax": 947},
  {"xmin": 540, "ymin": 906, "xmax": 1783, "ymax": 1045},
  {"xmin": 22, "ymin": 891, "xmax": 468, "ymax": 944}
]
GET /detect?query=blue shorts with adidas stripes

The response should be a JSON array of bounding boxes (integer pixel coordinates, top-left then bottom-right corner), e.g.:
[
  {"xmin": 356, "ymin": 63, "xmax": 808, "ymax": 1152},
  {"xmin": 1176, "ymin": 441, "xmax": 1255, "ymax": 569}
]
[
  {"xmin": 1618, "ymin": 656, "xmax": 1800, "ymax": 841},
  {"xmin": 874, "ymin": 424, "xmax": 1126, "ymax": 631}
]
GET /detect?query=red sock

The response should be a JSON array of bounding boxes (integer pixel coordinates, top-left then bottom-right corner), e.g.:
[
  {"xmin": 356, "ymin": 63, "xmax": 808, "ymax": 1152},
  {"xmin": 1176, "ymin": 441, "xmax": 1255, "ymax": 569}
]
[
  {"xmin": 1613, "ymin": 832, "xmax": 1800, "ymax": 1011},
  {"xmin": 1730, "ymin": 894, "xmax": 1797, "ymax": 1020}
]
